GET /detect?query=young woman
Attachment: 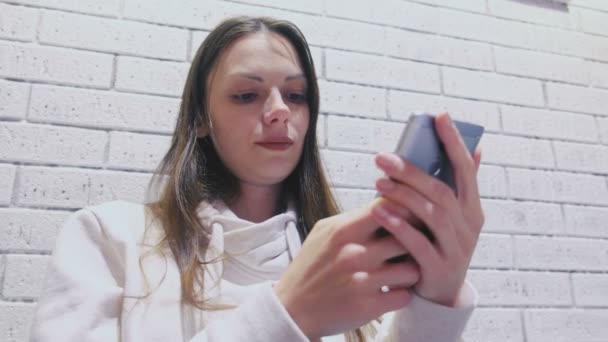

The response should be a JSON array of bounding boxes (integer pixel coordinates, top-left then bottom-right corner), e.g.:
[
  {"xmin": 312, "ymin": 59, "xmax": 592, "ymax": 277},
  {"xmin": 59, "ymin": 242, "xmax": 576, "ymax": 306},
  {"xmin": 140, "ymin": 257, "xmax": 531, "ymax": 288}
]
[{"xmin": 31, "ymin": 16, "xmax": 484, "ymax": 342}]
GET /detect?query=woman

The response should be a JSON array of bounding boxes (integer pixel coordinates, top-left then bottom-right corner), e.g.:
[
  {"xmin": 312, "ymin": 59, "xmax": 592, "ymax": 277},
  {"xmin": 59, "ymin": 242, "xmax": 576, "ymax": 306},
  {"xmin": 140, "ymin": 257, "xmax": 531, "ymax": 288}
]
[{"xmin": 31, "ymin": 16, "xmax": 484, "ymax": 341}]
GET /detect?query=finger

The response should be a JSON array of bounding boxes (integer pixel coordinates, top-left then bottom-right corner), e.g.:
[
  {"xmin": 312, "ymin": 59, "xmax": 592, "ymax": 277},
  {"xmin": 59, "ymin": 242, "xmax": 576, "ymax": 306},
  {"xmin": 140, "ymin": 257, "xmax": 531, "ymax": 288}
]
[
  {"xmin": 367, "ymin": 262, "xmax": 420, "ymax": 290},
  {"xmin": 362, "ymin": 236, "xmax": 409, "ymax": 269},
  {"xmin": 334, "ymin": 198, "xmax": 385, "ymax": 244},
  {"xmin": 473, "ymin": 147, "xmax": 482, "ymax": 172},
  {"xmin": 375, "ymin": 157, "xmax": 458, "ymax": 212},
  {"xmin": 375, "ymin": 184, "xmax": 463, "ymax": 258},
  {"xmin": 371, "ymin": 203, "xmax": 443, "ymax": 271},
  {"xmin": 374, "ymin": 288, "xmax": 412, "ymax": 313},
  {"xmin": 434, "ymin": 113, "xmax": 480, "ymax": 202}
]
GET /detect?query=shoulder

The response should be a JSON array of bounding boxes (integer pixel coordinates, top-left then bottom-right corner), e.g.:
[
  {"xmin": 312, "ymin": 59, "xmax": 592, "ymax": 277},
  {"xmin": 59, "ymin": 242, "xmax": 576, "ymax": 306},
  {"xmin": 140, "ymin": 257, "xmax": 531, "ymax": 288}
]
[{"xmin": 60, "ymin": 200, "xmax": 153, "ymax": 247}]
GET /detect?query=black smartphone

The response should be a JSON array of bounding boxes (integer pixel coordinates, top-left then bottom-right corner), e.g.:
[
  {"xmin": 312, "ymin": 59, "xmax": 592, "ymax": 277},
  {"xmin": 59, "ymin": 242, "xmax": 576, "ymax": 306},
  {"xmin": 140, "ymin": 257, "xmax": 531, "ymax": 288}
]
[{"xmin": 377, "ymin": 113, "xmax": 484, "ymax": 261}]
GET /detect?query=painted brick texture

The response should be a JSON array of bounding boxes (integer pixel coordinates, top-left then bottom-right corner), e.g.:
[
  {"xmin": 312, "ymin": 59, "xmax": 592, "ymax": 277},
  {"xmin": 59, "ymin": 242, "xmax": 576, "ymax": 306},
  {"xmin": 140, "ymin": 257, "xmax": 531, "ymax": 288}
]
[{"xmin": 1, "ymin": 1, "xmax": 607, "ymax": 341}]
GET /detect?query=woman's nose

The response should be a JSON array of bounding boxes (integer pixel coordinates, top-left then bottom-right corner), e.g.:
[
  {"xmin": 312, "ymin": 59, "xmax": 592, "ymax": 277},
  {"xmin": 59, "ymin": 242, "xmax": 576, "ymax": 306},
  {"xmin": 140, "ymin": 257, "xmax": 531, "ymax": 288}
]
[{"xmin": 263, "ymin": 88, "xmax": 290, "ymax": 125}]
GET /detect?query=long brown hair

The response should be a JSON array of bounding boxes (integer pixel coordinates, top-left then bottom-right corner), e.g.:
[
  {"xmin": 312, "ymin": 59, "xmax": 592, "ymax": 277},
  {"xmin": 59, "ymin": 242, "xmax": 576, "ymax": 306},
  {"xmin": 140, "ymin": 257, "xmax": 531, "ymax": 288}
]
[{"xmin": 147, "ymin": 16, "xmax": 376, "ymax": 341}]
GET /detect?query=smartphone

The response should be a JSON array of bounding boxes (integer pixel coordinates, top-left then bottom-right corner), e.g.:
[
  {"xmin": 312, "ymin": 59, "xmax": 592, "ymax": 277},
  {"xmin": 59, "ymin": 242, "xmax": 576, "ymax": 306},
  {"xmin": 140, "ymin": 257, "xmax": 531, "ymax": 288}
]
[
  {"xmin": 377, "ymin": 113, "xmax": 484, "ymax": 260},
  {"xmin": 393, "ymin": 113, "xmax": 484, "ymax": 191}
]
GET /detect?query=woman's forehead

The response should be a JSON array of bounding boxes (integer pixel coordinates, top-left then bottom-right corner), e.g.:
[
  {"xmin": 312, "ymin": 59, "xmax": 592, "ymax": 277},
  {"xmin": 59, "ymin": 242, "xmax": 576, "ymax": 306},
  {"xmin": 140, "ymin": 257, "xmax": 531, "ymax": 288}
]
[{"xmin": 215, "ymin": 32, "xmax": 303, "ymax": 75}]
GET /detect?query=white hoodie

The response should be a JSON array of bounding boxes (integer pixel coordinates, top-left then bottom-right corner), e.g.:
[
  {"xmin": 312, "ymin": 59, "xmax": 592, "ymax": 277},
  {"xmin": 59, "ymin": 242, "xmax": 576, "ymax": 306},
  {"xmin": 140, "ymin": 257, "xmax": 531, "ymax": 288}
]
[{"xmin": 30, "ymin": 200, "xmax": 477, "ymax": 341}]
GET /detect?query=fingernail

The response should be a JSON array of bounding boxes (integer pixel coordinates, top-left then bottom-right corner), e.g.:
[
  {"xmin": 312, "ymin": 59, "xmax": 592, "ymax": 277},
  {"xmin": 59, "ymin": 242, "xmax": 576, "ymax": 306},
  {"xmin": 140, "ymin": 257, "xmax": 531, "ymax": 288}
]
[
  {"xmin": 446, "ymin": 113, "xmax": 454, "ymax": 127},
  {"xmin": 378, "ymin": 152, "xmax": 403, "ymax": 171},
  {"xmin": 373, "ymin": 205, "xmax": 390, "ymax": 219},
  {"xmin": 374, "ymin": 205, "xmax": 401, "ymax": 227}
]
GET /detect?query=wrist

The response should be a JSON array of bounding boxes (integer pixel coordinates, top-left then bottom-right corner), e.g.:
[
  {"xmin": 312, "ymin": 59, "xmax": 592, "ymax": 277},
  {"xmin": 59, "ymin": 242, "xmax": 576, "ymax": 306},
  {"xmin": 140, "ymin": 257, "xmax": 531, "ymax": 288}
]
[
  {"xmin": 273, "ymin": 280, "xmax": 318, "ymax": 340},
  {"xmin": 416, "ymin": 283, "xmax": 465, "ymax": 308}
]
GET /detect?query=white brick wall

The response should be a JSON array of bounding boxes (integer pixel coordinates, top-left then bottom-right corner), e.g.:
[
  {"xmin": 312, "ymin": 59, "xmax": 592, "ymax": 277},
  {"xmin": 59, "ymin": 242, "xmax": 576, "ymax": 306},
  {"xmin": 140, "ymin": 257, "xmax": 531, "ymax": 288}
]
[{"xmin": 1, "ymin": 1, "xmax": 607, "ymax": 341}]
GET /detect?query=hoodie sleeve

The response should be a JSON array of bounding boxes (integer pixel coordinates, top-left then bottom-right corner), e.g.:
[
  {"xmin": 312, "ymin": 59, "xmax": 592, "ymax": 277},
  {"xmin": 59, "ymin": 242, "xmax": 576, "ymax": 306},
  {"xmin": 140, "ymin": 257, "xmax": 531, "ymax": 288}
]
[
  {"xmin": 30, "ymin": 207, "xmax": 310, "ymax": 342},
  {"xmin": 375, "ymin": 281, "xmax": 478, "ymax": 342},
  {"xmin": 187, "ymin": 283, "xmax": 309, "ymax": 342},
  {"xmin": 30, "ymin": 208, "xmax": 124, "ymax": 342}
]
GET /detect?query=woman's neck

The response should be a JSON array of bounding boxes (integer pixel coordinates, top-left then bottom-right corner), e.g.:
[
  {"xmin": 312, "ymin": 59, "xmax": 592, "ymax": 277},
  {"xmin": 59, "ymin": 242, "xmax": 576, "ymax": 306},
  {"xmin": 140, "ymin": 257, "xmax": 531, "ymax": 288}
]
[{"xmin": 229, "ymin": 182, "xmax": 282, "ymax": 223}]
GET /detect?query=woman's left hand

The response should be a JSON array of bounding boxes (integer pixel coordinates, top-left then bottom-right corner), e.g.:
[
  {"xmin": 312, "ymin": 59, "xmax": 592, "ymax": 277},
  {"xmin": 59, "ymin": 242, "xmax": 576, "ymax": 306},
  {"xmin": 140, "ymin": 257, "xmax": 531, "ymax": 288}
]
[{"xmin": 371, "ymin": 112, "xmax": 484, "ymax": 307}]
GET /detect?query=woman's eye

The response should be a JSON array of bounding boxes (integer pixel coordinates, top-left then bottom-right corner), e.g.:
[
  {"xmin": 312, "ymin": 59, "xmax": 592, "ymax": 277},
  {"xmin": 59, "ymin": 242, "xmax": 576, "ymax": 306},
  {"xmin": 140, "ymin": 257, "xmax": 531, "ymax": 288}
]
[
  {"xmin": 286, "ymin": 92, "xmax": 307, "ymax": 103},
  {"xmin": 231, "ymin": 93, "xmax": 257, "ymax": 103}
]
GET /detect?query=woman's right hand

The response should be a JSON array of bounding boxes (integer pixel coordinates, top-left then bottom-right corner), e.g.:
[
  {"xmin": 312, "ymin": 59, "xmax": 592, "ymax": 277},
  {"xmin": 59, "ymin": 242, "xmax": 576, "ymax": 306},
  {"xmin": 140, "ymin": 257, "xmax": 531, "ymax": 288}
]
[{"xmin": 273, "ymin": 199, "xmax": 420, "ymax": 340}]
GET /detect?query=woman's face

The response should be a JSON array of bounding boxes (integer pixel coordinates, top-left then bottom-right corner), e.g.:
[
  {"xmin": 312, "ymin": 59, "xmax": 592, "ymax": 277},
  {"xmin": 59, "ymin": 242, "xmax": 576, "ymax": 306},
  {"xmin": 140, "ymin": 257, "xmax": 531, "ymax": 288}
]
[{"xmin": 206, "ymin": 32, "xmax": 310, "ymax": 187}]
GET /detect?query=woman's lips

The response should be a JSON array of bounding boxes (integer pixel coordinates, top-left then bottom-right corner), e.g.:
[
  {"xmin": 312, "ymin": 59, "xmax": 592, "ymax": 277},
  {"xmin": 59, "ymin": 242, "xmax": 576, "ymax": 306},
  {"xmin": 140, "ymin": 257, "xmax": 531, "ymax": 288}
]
[{"xmin": 256, "ymin": 142, "xmax": 293, "ymax": 150}]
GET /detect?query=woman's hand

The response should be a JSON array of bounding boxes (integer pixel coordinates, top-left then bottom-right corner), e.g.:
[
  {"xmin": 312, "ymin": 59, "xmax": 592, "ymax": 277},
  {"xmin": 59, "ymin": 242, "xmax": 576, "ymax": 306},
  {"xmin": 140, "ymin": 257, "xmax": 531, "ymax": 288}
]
[
  {"xmin": 274, "ymin": 203, "xmax": 420, "ymax": 339},
  {"xmin": 372, "ymin": 112, "xmax": 484, "ymax": 307}
]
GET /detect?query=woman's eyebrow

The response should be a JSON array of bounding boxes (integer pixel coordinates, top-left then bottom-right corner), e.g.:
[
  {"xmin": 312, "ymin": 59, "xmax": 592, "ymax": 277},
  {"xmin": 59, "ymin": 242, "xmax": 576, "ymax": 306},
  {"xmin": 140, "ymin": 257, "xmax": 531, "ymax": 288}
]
[{"xmin": 230, "ymin": 73, "xmax": 306, "ymax": 82}]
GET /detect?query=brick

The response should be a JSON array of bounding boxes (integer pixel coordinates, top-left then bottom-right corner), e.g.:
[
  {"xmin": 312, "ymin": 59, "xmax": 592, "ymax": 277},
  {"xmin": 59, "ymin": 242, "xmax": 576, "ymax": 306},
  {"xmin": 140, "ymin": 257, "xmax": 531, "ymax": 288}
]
[
  {"xmin": 319, "ymin": 81, "xmax": 386, "ymax": 118},
  {"xmin": 115, "ymin": 56, "xmax": 189, "ymax": 97},
  {"xmin": 88, "ymin": 170, "xmax": 153, "ymax": 205},
  {"xmin": 230, "ymin": 0, "xmax": 324, "ymax": 14},
  {"xmin": 0, "ymin": 122, "xmax": 107, "ymax": 167},
  {"xmin": 0, "ymin": 302, "xmax": 36, "ymax": 342},
  {"xmin": 547, "ymin": 82, "xmax": 608, "ymax": 116},
  {"xmin": 8, "ymin": 0, "xmax": 120, "ymax": 16},
  {"xmin": 536, "ymin": 26, "xmax": 608, "ymax": 63},
  {"xmin": 440, "ymin": 7, "xmax": 608, "ymax": 63},
  {"xmin": 321, "ymin": 150, "xmax": 381, "ymax": 188},
  {"xmin": 590, "ymin": 62, "xmax": 608, "ymax": 89},
  {"xmin": 488, "ymin": 0, "xmax": 575, "ymax": 29},
  {"xmin": 333, "ymin": 188, "xmax": 375, "ymax": 212},
  {"xmin": 16, "ymin": 166, "xmax": 153, "ymax": 208},
  {"xmin": 470, "ymin": 233, "xmax": 513, "ymax": 268},
  {"xmin": 124, "ymin": 0, "xmax": 231, "ymax": 30},
  {"xmin": 495, "ymin": 46, "xmax": 588, "ymax": 85},
  {"xmin": 0, "ymin": 164, "xmax": 17, "ymax": 206},
  {"xmin": 313, "ymin": 17, "xmax": 385, "ymax": 55},
  {"xmin": 507, "ymin": 168, "xmax": 608, "ymax": 205},
  {"xmin": 572, "ymin": 273, "xmax": 608, "ymax": 307},
  {"xmin": 480, "ymin": 134, "xmax": 554, "ymax": 168},
  {"xmin": 0, "ymin": 208, "xmax": 68, "ymax": 252},
  {"xmin": 438, "ymin": 9, "xmax": 538, "ymax": 50},
  {"xmin": 443, "ymin": 67, "xmax": 544, "ymax": 107},
  {"xmin": 477, "ymin": 165, "xmax": 507, "ymax": 198},
  {"xmin": 0, "ymin": 3, "xmax": 38, "ymax": 41},
  {"xmin": 0, "ymin": 255, "xmax": 4, "ymax": 281},
  {"xmin": 481, "ymin": 199, "xmax": 565, "ymax": 235},
  {"xmin": 386, "ymin": 28, "xmax": 493, "ymax": 71},
  {"xmin": 3, "ymin": 254, "xmax": 49, "ymax": 298},
  {"xmin": 16, "ymin": 167, "xmax": 91, "ymax": 208},
  {"xmin": 326, "ymin": 0, "xmax": 438, "ymax": 33},
  {"xmin": 577, "ymin": 7, "xmax": 608, "ymax": 36},
  {"xmin": 327, "ymin": 116, "xmax": 403, "ymax": 153},
  {"xmin": 501, "ymin": 105, "xmax": 599, "ymax": 143},
  {"xmin": 29, "ymin": 85, "xmax": 179, "ymax": 134},
  {"xmin": 326, "ymin": 50, "xmax": 440, "ymax": 93},
  {"xmin": 570, "ymin": 0, "xmax": 608, "ymax": 11},
  {"xmin": 468, "ymin": 270, "xmax": 572, "ymax": 306},
  {"xmin": 411, "ymin": 0, "xmax": 486, "ymax": 12},
  {"xmin": 189, "ymin": 30, "xmax": 210, "ymax": 62},
  {"xmin": 524, "ymin": 309, "xmax": 608, "ymax": 342},
  {"xmin": 125, "ymin": 0, "xmax": 317, "ymax": 42},
  {"xmin": 309, "ymin": 47, "xmax": 322, "ymax": 78},
  {"xmin": 563, "ymin": 205, "xmax": 608, "ymax": 238},
  {"xmin": 599, "ymin": 117, "xmax": 608, "ymax": 144},
  {"xmin": 514, "ymin": 235, "xmax": 608, "ymax": 271},
  {"xmin": 463, "ymin": 309, "xmax": 524, "ymax": 342},
  {"xmin": 316, "ymin": 114, "xmax": 326, "ymax": 147},
  {"xmin": 107, "ymin": 131, "xmax": 171, "ymax": 171},
  {"xmin": 0, "ymin": 79, "xmax": 29, "ymax": 120},
  {"xmin": 554, "ymin": 141, "xmax": 608, "ymax": 174},
  {"xmin": 387, "ymin": 91, "xmax": 501, "ymax": 131},
  {"xmin": 0, "ymin": 42, "xmax": 113, "ymax": 88},
  {"xmin": 39, "ymin": 10, "xmax": 188, "ymax": 61}
]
